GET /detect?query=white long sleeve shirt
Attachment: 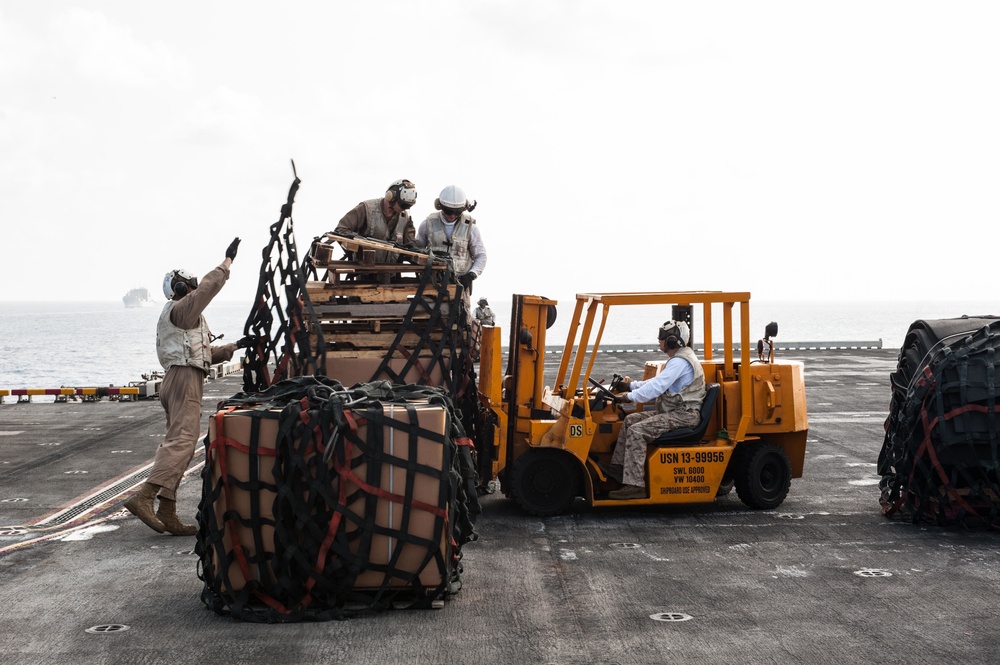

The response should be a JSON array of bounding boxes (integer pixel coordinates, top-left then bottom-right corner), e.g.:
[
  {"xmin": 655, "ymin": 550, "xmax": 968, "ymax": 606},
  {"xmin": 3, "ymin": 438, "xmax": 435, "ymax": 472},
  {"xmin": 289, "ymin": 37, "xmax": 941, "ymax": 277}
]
[{"xmin": 625, "ymin": 354, "xmax": 694, "ymax": 404}]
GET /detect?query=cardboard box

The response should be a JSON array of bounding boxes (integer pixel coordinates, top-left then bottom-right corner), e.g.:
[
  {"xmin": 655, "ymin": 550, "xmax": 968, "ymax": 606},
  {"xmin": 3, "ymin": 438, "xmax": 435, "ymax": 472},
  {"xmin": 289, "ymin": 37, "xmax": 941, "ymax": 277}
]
[
  {"xmin": 345, "ymin": 402, "xmax": 451, "ymax": 590},
  {"xmin": 319, "ymin": 353, "xmax": 450, "ymax": 388},
  {"xmin": 204, "ymin": 401, "xmax": 452, "ymax": 596},
  {"xmin": 206, "ymin": 408, "xmax": 280, "ymax": 592}
]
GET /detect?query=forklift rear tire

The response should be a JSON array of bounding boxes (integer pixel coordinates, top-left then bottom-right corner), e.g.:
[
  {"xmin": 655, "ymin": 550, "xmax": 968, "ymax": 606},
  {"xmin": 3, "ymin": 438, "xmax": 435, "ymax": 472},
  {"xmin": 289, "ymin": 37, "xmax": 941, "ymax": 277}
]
[
  {"xmin": 510, "ymin": 449, "xmax": 580, "ymax": 516},
  {"xmin": 734, "ymin": 441, "xmax": 791, "ymax": 509}
]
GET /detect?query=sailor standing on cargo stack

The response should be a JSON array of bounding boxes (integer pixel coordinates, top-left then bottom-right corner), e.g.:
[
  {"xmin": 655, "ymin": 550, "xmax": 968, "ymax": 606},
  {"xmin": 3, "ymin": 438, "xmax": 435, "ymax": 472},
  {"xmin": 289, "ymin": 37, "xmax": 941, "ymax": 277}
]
[
  {"xmin": 123, "ymin": 238, "xmax": 242, "ymax": 536},
  {"xmin": 416, "ymin": 185, "xmax": 487, "ymax": 294},
  {"xmin": 417, "ymin": 185, "xmax": 488, "ymax": 358},
  {"xmin": 607, "ymin": 321, "xmax": 707, "ymax": 500},
  {"xmin": 333, "ymin": 179, "xmax": 418, "ymax": 283}
]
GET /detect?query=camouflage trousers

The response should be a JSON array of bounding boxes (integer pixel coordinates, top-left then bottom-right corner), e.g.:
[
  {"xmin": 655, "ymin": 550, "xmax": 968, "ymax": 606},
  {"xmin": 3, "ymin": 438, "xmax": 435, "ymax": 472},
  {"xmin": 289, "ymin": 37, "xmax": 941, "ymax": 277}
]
[{"xmin": 612, "ymin": 407, "xmax": 700, "ymax": 487}]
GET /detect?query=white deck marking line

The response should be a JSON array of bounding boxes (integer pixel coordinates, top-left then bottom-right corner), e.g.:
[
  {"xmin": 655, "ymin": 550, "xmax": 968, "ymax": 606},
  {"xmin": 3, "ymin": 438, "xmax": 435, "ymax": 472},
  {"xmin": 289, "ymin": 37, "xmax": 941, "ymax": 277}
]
[{"xmin": 1, "ymin": 431, "xmax": 208, "ymax": 533}]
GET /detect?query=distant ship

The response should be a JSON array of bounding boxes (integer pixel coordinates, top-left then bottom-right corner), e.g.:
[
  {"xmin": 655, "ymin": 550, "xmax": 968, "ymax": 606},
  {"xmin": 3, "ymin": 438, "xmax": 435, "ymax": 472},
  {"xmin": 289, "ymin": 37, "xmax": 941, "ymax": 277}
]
[{"xmin": 122, "ymin": 287, "xmax": 154, "ymax": 308}]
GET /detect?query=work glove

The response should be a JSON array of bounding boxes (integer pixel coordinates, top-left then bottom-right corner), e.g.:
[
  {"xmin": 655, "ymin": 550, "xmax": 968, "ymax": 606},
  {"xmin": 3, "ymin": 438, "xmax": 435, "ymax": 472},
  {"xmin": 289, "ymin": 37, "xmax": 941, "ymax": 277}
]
[
  {"xmin": 235, "ymin": 335, "xmax": 259, "ymax": 349},
  {"xmin": 226, "ymin": 237, "xmax": 241, "ymax": 261},
  {"xmin": 458, "ymin": 272, "xmax": 477, "ymax": 292}
]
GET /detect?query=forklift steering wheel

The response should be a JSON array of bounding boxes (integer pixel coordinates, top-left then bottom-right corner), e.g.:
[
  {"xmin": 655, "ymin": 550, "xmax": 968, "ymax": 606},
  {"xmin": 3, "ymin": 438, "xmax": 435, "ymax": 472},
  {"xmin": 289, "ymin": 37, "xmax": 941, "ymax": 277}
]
[{"xmin": 588, "ymin": 377, "xmax": 618, "ymax": 402}]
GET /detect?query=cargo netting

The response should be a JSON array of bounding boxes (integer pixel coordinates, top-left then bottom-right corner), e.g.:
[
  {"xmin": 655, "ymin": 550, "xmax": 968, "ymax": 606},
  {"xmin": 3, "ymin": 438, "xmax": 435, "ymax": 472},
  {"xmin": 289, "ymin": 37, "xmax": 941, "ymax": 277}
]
[
  {"xmin": 240, "ymin": 167, "xmax": 327, "ymax": 394},
  {"xmin": 878, "ymin": 316, "xmax": 1000, "ymax": 528},
  {"xmin": 196, "ymin": 376, "xmax": 481, "ymax": 622}
]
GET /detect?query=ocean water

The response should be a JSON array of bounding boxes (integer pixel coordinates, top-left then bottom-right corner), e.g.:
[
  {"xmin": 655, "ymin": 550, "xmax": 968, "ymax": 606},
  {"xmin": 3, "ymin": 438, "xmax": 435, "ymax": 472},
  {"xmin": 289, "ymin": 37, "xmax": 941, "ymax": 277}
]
[
  {"xmin": 0, "ymin": 301, "xmax": 251, "ymax": 390},
  {"xmin": 0, "ymin": 298, "xmax": 997, "ymax": 391}
]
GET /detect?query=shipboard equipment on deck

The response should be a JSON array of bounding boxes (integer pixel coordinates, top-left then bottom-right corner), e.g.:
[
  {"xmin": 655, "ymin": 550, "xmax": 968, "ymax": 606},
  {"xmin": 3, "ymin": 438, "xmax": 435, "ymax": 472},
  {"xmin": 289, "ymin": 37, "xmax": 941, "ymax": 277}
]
[{"xmin": 879, "ymin": 316, "xmax": 1000, "ymax": 527}]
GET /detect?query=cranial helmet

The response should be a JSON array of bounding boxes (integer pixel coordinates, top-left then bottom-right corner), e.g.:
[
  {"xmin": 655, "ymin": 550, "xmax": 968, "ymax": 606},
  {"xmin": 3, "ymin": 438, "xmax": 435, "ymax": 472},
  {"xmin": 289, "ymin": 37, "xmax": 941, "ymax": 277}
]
[
  {"xmin": 658, "ymin": 320, "xmax": 690, "ymax": 349},
  {"xmin": 478, "ymin": 297, "xmax": 488, "ymax": 305},
  {"xmin": 162, "ymin": 269, "xmax": 199, "ymax": 300},
  {"xmin": 385, "ymin": 179, "xmax": 417, "ymax": 208},
  {"xmin": 435, "ymin": 185, "xmax": 476, "ymax": 213}
]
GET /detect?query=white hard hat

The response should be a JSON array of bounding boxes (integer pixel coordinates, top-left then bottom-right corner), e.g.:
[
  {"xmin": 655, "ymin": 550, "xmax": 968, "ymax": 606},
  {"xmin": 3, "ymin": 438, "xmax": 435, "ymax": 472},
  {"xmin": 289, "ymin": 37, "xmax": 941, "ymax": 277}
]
[
  {"xmin": 436, "ymin": 185, "xmax": 468, "ymax": 211},
  {"xmin": 162, "ymin": 268, "xmax": 199, "ymax": 299}
]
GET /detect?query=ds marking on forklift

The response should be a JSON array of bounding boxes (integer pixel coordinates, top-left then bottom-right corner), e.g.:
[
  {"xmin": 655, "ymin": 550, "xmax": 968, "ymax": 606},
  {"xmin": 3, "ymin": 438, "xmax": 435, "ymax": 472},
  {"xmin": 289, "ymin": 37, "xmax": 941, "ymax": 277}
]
[{"xmin": 650, "ymin": 612, "xmax": 693, "ymax": 623}]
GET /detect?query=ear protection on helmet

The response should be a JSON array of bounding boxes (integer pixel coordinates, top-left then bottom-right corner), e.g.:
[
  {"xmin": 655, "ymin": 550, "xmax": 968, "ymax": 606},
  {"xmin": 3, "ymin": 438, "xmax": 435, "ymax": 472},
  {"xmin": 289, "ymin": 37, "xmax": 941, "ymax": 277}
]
[
  {"xmin": 385, "ymin": 179, "xmax": 417, "ymax": 207},
  {"xmin": 162, "ymin": 269, "xmax": 198, "ymax": 300},
  {"xmin": 434, "ymin": 184, "xmax": 476, "ymax": 213},
  {"xmin": 658, "ymin": 320, "xmax": 689, "ymax": 349}
]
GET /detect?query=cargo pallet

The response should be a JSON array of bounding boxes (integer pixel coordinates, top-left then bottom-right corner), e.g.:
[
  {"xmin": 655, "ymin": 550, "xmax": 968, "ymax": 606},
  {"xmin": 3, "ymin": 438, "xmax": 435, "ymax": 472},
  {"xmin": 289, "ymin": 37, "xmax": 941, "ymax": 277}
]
[{"xmin": 305, "ymin": 233, "xmax": 473, "ymax": 389}]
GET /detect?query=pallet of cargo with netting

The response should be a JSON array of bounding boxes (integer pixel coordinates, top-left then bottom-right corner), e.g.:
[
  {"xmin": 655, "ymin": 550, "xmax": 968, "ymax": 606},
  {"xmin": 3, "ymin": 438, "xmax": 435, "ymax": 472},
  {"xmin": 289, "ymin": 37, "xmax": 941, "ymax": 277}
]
[{"xmin": 304, "ymin": 232, "xmax": 472, "ymax": 392}]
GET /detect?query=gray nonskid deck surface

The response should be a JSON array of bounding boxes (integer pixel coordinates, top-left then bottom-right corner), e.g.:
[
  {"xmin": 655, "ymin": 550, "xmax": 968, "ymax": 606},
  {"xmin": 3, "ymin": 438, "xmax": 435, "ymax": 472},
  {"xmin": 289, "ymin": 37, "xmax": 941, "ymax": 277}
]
[{"xmin": 2, "ymin": 349, "xmax": 999, "ymax": 664}]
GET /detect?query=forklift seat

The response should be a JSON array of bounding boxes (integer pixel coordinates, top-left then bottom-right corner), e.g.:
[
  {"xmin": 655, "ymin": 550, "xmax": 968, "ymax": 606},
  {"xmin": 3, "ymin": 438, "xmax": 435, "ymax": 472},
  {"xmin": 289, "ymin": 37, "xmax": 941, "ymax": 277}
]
[{"xmin": 649, "ymin": 383, "xmax": 720, "ymax": 446}]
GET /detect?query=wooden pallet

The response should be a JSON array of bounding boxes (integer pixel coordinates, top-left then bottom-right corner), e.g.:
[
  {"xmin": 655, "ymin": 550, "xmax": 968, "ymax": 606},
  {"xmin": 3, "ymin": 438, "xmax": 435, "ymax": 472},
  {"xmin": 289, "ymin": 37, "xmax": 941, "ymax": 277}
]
[
  {"xmin": 305, "ymin": 234, "xmax": 461, "ymax": 353},
  {"xmin": 306, "ymin": 281, "xmax": 457, "ymax": 305},
  {"xmin": 310, "ymin": 328, "xmax": 457, "ymax": 352}
]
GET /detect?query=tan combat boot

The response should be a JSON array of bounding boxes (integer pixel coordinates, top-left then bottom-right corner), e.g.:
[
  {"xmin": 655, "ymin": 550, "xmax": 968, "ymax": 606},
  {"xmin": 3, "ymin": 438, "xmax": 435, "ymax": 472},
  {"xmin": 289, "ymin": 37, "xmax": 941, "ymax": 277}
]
[
  {"xmin": 608, "ymin": 484, "xmax": 647, "ymax": 500},
  {"xmin": 155, "ymin": 498, "xmax": 198, "ymax": 537},
  {"xmin": 124, "ymin": 482, "xmax": 166, "ymax": 533}
]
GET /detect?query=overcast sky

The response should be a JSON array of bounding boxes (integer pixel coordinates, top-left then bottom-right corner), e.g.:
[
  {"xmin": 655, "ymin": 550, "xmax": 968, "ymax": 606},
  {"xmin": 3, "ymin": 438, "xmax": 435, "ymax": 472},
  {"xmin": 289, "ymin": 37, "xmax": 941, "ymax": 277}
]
[{"xmin": 2, "ymin": 2, "xmax": 998, "ymax": 305}]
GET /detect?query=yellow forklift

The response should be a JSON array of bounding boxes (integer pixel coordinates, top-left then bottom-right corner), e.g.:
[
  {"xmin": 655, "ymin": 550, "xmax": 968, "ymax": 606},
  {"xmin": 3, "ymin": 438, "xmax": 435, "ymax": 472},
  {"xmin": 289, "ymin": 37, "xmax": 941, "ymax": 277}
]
[{"xmin": 477, "ymin": 292, "xmax": 808, "ymax": 516}]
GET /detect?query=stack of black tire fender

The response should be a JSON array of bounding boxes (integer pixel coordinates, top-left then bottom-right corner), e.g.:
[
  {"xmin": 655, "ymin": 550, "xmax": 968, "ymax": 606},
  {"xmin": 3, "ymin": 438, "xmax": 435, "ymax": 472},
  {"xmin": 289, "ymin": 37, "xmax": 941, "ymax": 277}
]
[{"xmin": 879, "ymin": 316, "xmax": 1000, "ymax": 527}]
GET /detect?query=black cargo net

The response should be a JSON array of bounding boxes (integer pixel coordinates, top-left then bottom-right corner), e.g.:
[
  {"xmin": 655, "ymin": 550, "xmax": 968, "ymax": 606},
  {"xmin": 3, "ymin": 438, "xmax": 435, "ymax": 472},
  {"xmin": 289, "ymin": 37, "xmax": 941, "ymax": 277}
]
[
  {"xmin": 373, "ymin": 259, "xmax": 465, "ymax": 394},
  {"xmin": 241, "ymin": 168, "xmax": 326, "ymax": 394},
  {"xmin": 365, "ymin": 258, "xmax": 491, "ymax": 482},
  {"xmin": 879, "ymin": 317, "xmax": 1000, "ymax": 528},
  {"xmin": 196, "ymin": 376, "xmax": 481, "ymax": 622},
  {"xmin": 307, "ymin": 231, "xmax": 489, "ymax": 489}
]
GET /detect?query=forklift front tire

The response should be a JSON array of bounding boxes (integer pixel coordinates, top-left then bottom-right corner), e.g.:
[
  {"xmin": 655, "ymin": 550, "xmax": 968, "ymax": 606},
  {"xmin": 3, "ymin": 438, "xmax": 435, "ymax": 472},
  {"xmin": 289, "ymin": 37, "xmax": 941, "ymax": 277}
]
[{"xmin": 510, "ymin": 449, "xmax": 580, "ymax": 517}]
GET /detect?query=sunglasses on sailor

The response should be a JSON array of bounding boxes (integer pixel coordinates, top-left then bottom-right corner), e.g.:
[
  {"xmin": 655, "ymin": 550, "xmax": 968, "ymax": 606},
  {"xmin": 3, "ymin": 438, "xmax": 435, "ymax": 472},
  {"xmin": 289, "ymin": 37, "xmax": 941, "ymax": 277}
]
[{"xmin": 441, "ymin": 207, "xmax": 463, "ymax": 218}]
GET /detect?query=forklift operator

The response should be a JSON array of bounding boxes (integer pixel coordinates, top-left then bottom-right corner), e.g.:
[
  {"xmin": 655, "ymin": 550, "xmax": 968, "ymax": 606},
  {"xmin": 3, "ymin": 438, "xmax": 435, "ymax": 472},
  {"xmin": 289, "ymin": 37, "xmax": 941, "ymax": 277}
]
[{"xmin": 609, "ymin": 320, "xmax": 707, "ymax": 499}]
